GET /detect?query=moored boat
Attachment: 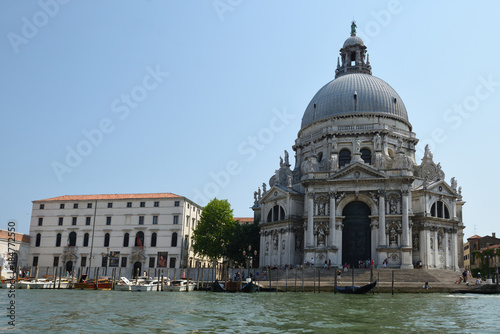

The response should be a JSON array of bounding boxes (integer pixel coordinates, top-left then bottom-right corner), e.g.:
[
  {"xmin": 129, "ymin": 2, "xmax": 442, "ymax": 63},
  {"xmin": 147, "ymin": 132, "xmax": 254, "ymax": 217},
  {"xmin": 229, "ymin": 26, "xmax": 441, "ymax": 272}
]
[
  {"xmin": 163, "ymin": 279, "xmax": 195, "ymax": 292},
  {"xmin": 335, "ymin": 280, "xmax": 377, "ymax": 294},
  {"xmin": 74, "ymin": 274, "xmax": 113, "ymax": 290}
]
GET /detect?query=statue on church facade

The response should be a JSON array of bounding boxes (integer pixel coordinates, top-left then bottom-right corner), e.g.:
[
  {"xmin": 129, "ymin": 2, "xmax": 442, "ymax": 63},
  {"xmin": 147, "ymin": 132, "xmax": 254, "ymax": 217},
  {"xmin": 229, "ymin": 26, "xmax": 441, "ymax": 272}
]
[
  {"xmin": 451, "ymin": 177, "xmax": 457, "ymax": 191},
  {"xmin": 331, "ymin": 135, "xmax": 338, "ymax": 152},
  {"xmin": 354, "ymin": 137, "xmax": 361, "ymax": 154},
  {"xmin": 374, "ymin": 133, "xmax": 382, "ymax": 150},
  {"xmin": 317, "ymin": 227, "xmax": 326, "ymax": 246}
]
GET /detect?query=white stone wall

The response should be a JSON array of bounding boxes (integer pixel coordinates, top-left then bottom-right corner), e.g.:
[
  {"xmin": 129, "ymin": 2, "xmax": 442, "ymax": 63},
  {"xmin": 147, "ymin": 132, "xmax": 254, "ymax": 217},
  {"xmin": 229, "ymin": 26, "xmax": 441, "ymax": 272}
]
[{"xmin": 28, "ymin": 195, "xmax": 203, "ymax": 277}]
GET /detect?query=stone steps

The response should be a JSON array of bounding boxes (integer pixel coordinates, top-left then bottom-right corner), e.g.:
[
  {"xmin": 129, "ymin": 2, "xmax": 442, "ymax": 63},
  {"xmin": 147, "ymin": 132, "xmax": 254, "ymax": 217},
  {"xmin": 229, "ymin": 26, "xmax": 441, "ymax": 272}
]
[{"xmin": 263, "ymin": 268, "xmax": 461, "ymax": 283}]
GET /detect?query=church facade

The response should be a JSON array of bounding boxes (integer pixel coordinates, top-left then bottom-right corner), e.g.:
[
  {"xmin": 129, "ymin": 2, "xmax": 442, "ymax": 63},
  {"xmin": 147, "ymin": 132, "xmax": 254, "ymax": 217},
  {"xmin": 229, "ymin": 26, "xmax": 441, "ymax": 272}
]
[{"xmin": 252, "ymin": 24, "xmax": 465, "ymax": 270}]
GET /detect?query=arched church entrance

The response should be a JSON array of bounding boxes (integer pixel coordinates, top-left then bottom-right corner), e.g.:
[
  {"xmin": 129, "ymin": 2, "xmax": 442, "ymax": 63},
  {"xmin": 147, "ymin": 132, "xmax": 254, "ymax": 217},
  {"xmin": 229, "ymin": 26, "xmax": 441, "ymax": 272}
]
[{"xmin": 342, "ymin": 201, "xmax": 371, "ymax": 268}]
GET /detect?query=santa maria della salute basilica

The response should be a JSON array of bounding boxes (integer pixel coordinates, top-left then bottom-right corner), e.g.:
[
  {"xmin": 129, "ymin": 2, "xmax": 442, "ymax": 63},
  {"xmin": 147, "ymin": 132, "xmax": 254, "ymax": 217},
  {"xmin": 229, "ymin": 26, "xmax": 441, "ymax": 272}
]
[{"xmin": 252, "ymin": 23, "xmax": 465, "ymax": 271}]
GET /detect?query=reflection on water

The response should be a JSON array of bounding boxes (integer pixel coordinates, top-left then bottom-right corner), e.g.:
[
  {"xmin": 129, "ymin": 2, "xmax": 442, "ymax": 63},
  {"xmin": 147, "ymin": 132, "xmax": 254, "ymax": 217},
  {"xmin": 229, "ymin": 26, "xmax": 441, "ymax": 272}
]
[{"xmin": 1, "ymin": 290, "xmax": 499, "ymax": 333}]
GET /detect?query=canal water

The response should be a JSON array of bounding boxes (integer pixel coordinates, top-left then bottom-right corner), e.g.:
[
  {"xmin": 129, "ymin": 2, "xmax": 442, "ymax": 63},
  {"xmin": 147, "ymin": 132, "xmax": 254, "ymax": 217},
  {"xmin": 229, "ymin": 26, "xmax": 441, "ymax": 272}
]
[{"xmin": 1, "ymin": 290, "xmax": 498, "ymax": 333}]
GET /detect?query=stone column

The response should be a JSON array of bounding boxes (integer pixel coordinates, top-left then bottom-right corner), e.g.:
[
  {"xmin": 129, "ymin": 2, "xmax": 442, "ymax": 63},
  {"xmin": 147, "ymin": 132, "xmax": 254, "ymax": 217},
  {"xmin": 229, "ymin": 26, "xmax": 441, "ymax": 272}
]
[
  {"xmin": 378, "ymin": 191, "xmax": 386, "ymax": 246},
  {"xmin": 328, "ymin": 192, "xmax": 336, "ymax": 247},
  {"xmin": 452, "ymin": 229, "xmax": 458, "ymax": 271},
  {"xmin": 433, "ymin": 229, "xmax": 438, "ymax": 268},
  {"xmin": 307, "ymin": 191, "xmax": 314, "ymax": 248},
  {"xmin": 401, "ymin": 191, "xmax": 410, "ymax": 247},
  {"xmin": 444, "ymin": 229, "xmax": 449, "ymax": 269},
  {"xmin": 288, "ymin": 228, "xmax": 295, "ymax": 265},
  {"xmin": 452, "ymin": 199, "xmax": 457, "ymax": 219},
  {"xmin": 259, "ymin": 231, "xmax": 265, "ymax": 267},
  {"xmin": 419, "ymin": 228, "xmax": 426, "ymax": 268},
  {"xmin": 426, "ymin": 230, "xmax": 432, "ymax": 268}
]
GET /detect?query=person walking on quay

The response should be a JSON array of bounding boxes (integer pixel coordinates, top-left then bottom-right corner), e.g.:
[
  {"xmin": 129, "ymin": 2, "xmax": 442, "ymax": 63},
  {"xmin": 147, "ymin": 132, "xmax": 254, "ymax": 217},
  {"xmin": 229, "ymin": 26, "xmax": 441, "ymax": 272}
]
[{"xmin": 462, "ymin": 270, "xmax": 467, "ymax": 283}]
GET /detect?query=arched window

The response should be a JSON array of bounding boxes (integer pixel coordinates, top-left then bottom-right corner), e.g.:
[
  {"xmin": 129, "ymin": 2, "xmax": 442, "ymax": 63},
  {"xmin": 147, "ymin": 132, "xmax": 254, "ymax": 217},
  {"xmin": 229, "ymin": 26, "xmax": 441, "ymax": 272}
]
[
  {"xmin": 135, "ymin": 231, "xmax": 144, "ymax": 247},
  {"xmin": 361, "ymin": 148, "xmax": 371, "ymax": 164},
  {"xmin": 123, "ymin": 233, "xmax": 129, "ymax": 247},
  {"xmin": 83, "ymin": 233, "xmax": 89, "ymax": 247},
  {"xmin": 56, "ymin": 233, "xmax": 62, "ymax": 247},
  {"xmin": 68, "ymin": 232, "xmax": 77, "ymax": 247},
  {"xmin": 35, "ymin": 233, "xmax": 41, "ymax": 247},
  {"xmin": 267, "ymin": 205, "xmax": 286, "ymax": 222},
  {"xmin": 104, "ymin": 233, "xmax": 110, "ymax": 247},
  {"xmin": 430, "ymin": 201, "xmax": 450, "ymax": 219},
  {"xmin": 171, "ymin": 232, "xmax": 178, "ymax": 247},
  {"xmin": 151, "ymin": 233, "xmax": 157, "ymax": 247},
  {"xmin": 339, "ymin": 149, "xmax": 351, "ymax": 167}
]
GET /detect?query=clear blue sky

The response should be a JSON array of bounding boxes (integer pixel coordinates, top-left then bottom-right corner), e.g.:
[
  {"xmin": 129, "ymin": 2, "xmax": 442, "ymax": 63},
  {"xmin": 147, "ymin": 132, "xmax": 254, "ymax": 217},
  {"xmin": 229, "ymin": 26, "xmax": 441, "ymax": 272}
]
[{"xmin": 1, "ymin": 1, "xmax": 499, "ymax": 240}]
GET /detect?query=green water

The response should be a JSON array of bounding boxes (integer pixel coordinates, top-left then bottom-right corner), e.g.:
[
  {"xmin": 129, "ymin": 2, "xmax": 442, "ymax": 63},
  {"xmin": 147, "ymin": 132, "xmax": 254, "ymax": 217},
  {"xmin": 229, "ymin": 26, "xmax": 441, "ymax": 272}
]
[{"xmin": 1, "ymin": 290, "xmax": 498, "ymax": 333}]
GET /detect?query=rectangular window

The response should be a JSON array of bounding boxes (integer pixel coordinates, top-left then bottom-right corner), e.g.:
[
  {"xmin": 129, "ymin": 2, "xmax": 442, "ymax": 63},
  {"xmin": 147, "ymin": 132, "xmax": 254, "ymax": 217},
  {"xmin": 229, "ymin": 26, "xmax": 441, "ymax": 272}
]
[
  {"xmin": 81, "ymin": 256, "xmax": 87, "ymax": 267},
  {"xmin": 153, "ymin": 216, "xmax": 158, "ymax": 225},
  {"xmin": 39, "ymin": 204, "xmax": 44, "ymax": 210},
  {"xmin": 149, "ymin": 257, "xmax": 155, "ymax": 268},
  {"xmin": 108, "ymin": 202, "xmax": 113, "ymax": 208},
  {"xmin": 33, "ymin": 256, "xmax": 39, "ymax": 267},
  {"xmin": 186, "ymin": 216, "xmax": 190, "ymax": 226},
  {"xmin": 127, "ymin": 202, "xmax": 132, "ymax": 208},
  {"xmin": 169, "ymin": 258, "xmax": 176, "ymax": 268},
  {"xmin": 87, "ymin": 203, "xmax": 92, "ymax": 209},
  {"xmin": 73, "ymin": 203, "xmax": 78, "ymax": 209},
  {"xmin": 106, "ymin": 217, "xmax": 112, "ymax": 225},
  {"xmin": 102, "ymin": 256, "xmax": 107, "ymax": 267},
  {"xmin": 38, "ymin": 217, "xmax": 43, "ymax": 226},
  {"xmin": 154, "ymin": 201, "xmax": 159, "ymax": 207},
  {"xmin": 86, "ymin": 217, "xmax": 91, "ymax": 225},
  {"xmin": 139, "ymin": 216, "xmax": 144, "ymax": 225},
  {"xmin": 121, "ymin": 257, "xmax": 127, "ymax": 268},
  {"xmin": 173, "ymin": 216, "xmax": 179, "ymax": 224},
  {"xmin": 72, "ymin": 217, "xmax": 77, "ymax": 225},
  {"xmin": 140, "ymin": 202, "xmax": 145, "ymax": 208},
  {"xmin": 53, "ymin": 256, "xmax": 59, "ymax": 267},
  {"xmin": 192, "ymin": 218, "xmax": 195, "ymax": 228},
  {"xmin": 60, "ymin": 203, "xmax": 65, "ymax": 209},
  {"xmin": 174, "ymin": 201, "xmax": 180, "ymax": 207}
]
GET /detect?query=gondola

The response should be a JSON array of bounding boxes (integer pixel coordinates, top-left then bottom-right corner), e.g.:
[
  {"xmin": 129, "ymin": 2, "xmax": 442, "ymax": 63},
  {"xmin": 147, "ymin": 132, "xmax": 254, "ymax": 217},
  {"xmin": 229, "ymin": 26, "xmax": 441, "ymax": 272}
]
[
  {"xmin": 239, "ymin": 280, "xmax": 257, "ymax": 293},
  {"xmin": 335, "ymin": 280, "xmax": 377, "ymax": 294},
  {"xmin": 211, "ymin": 280, "xmax": 226, "ymax": 292}
]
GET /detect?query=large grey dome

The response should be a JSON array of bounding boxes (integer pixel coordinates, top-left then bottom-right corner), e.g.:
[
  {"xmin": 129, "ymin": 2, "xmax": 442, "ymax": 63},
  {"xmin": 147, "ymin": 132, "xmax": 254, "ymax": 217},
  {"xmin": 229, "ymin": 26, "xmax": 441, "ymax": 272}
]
[{"xmin": 301, "ymin": 73, "xmax": 409, "ymax": 129}]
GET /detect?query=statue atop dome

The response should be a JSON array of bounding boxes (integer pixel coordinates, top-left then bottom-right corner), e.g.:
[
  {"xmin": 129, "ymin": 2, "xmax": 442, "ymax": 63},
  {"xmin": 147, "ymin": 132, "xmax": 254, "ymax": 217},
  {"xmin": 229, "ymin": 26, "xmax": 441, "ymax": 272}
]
[{"xmin": 351, "ymin": 21, "xmax": 357, "ymax": 36}]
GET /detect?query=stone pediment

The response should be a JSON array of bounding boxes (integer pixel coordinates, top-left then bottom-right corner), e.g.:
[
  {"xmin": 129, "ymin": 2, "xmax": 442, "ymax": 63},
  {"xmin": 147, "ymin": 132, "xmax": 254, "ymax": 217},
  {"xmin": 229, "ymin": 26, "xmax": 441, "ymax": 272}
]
[
  {"xmin": 260, "ymin": 185, "xmax": 298, "ymax": 203},
  {"xmin": 328, "ymin": 162, "xmax": 387, "ymax": 181},
  {"xmin": 425, "ymin": 180, "xmax": 457, "ymax": 196}
]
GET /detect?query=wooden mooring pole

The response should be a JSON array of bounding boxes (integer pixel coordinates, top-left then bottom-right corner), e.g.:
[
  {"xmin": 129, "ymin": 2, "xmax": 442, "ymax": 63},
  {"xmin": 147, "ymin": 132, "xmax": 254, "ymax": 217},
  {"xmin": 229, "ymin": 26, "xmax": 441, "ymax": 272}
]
[
  {"xmin": 334, "ymin": 269, "xmax": 337, "ymax": 294},
  {"xmin": 391, "ymin": 270, "xmax": 395, "ymax": 295}
]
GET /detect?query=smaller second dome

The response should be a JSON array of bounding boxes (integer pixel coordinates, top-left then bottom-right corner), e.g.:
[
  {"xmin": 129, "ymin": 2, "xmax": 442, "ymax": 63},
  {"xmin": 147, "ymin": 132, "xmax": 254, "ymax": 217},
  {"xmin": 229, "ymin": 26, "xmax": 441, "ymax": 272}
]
[{"xmin": 343, "ymin": 35, "xmax": 364, "ymax": 48}]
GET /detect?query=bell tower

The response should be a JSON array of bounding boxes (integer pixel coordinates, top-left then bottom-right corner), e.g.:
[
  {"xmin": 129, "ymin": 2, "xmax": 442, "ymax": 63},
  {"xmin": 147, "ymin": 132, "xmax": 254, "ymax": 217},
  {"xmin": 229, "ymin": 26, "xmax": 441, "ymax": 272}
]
[{"xmin": 335, "ymin": 21, "xmax": 372, "ymax": 78}]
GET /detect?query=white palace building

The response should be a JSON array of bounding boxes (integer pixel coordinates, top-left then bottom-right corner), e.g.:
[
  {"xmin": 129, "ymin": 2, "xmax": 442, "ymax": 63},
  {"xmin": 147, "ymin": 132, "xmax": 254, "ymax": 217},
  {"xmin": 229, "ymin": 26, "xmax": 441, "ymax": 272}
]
[
  {"xmin": 28, "ymin": 193, "xmax": 205, "ymax": 277},
  {"xmin": 252, "ymin": 23, "xmax": 465, "ymax": 271}
]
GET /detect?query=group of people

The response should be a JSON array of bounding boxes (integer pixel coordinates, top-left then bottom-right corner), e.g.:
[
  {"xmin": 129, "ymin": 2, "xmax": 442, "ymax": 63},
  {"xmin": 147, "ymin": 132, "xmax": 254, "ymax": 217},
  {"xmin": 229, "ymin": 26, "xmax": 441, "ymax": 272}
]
[
  {"xmin": 357, "ymin": 259, "xmax": 375, "ymax": 269},
  {"xmin": 455, "ymin": 268, "xmax": 482, "ymax": 285}
]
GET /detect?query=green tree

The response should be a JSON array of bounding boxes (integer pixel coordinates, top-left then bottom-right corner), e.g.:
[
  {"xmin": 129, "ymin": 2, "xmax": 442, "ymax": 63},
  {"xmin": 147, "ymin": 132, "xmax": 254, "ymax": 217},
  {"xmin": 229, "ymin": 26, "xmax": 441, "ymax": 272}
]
[
  {"xmin": 191, "ymin": 198, "xmax": 235, "ymax": 264},
  {"xmin": 226, "ymin": 220, "xmax": 260, "ymax": 267}
]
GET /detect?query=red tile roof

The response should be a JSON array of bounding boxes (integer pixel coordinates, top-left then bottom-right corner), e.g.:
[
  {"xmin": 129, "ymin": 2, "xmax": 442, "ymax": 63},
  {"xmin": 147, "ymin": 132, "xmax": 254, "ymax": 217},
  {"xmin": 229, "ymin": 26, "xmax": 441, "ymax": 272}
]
[
  {"xmin": 234, "ymin": 217, "xmax": 254, "ymax": 223},
  {"xmin": 467, "ymin": 235, "xmax": 481, "ymax": 239},
  {"xmin": 0, "ymin": 230, "xmax": 30, "ymax": 243},
  {"xmin": 34, "ymin": 193, "xmax": 182, "ymax": 202}
]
